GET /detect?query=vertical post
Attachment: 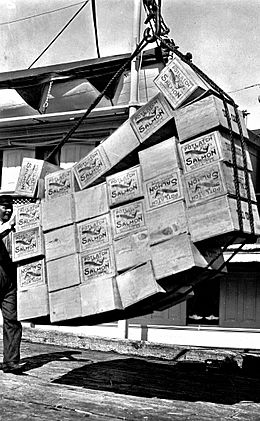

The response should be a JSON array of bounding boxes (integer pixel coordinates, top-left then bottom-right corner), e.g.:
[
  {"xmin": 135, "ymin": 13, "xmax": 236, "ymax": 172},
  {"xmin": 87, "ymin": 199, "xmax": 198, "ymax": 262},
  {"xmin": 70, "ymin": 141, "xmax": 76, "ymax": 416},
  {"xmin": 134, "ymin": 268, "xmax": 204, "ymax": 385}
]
[{"xmin": 129, "ymin": 0, "xmax": 142, "ymax": 117}]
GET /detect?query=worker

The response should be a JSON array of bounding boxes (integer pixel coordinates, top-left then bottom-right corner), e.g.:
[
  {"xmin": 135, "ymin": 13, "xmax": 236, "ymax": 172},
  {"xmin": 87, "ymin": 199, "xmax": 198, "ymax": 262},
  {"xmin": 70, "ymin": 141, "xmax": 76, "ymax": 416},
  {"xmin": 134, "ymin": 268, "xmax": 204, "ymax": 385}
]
[{"xmin": 0, "ymin": 194, "xmax": 23, "ymax": 374}]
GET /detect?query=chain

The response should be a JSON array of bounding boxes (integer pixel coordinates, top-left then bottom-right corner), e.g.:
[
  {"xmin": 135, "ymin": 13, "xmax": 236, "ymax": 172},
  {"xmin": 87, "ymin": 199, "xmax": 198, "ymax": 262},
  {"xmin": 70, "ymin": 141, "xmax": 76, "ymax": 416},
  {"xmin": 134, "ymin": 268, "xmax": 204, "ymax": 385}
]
[{"xmin": 41, "ymin": 80, "xmax": 53, "ymax": 114}]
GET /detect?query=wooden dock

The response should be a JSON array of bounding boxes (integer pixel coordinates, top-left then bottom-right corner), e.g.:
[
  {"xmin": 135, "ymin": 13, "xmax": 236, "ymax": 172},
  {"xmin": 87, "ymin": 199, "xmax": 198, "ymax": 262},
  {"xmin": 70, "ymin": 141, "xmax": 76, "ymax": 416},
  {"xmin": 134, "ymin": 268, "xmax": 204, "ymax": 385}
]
[{"xmin": 1, "ymin": 336, "xmax": 260, "ymax": 420}]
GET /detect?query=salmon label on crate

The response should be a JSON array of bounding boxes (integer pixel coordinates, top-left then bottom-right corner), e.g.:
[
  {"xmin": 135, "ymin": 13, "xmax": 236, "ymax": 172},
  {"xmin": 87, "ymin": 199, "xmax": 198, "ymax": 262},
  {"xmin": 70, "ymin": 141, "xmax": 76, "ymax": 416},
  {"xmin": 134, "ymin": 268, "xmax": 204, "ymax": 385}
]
[
  {"xmin": 130, "ymin": 93, "xmax": 173, "ymax": 142},
  {"xmin": 180, "ymin": 132, "xmax": 221, "ymax": 172},
  {"xmin": 74, "ymin": 147, "xmax": 109, "ymax": 189},
  {"xmin": 12, "ymin": 227, "xmax": 43, "ymax": 262},
  {"xmin": 184, "ymin": 164, "xmax": 225, "ymax": 205},
  {"xmin": 145, "ymin": 171, "xmax": 182, "ymax": 210},
  {"xmin": 15, "ymin": 158, "xmax": 43, "ymax": 196},
  {"xmin": 107, "ymin": 166, "xmax": 142, "ymax": 206},
  {"xmin": 45, "ymin": 169, "xmax": 73, "ymax": 199},
  {"xmin": 154, "ymin": 58, "xmax": 197, "ymax": 109},
  {"xmin": 18, "ymin": 259, "xmax": 45, "ymax": 290},
  {"xmin": 78, "ymin": 214, "xmax": 111, "ymax": 251},
  {"xmin": 80, "ymin": 246, "xmax": 115, "ymax": 282},
  {"xmin": 16, "ymin": 203, "xmax": 41, "ymax": 232},
  {"xmin": 111, "ymin": 200, "xmax": 146, "ymax": 237}
]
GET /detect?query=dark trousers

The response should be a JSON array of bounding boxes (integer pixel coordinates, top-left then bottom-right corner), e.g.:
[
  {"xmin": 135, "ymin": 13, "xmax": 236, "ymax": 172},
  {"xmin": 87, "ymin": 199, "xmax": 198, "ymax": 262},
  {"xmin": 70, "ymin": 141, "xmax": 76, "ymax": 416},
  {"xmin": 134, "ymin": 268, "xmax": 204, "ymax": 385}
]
[{"xmin": 0, "ymin": 264, "xmax": 22, "ymax": 365}]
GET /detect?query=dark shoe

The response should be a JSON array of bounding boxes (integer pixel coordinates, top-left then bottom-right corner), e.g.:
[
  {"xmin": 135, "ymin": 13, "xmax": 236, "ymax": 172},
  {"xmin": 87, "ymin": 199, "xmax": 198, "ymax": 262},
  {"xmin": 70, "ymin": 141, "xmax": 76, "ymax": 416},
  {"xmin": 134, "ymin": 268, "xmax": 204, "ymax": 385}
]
[{"xmin": 3, "ymin": 362, "xmax": 27, "ymax": 374}]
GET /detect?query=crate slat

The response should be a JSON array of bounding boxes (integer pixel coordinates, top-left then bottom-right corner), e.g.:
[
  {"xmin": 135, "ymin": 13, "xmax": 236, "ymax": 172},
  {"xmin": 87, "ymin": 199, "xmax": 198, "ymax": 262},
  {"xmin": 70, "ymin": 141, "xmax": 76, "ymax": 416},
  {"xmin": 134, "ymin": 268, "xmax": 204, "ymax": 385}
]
[
  {"xmin": 46, "ymin": 253, "xmax": 81, "ymax": 292},
  {"xmin": 114, "ymin": 229, "xmax": 151, "ymax": 272},
  {"xmin": 74, "ymin": 182, "xmax": 109, "ymax": 222}
]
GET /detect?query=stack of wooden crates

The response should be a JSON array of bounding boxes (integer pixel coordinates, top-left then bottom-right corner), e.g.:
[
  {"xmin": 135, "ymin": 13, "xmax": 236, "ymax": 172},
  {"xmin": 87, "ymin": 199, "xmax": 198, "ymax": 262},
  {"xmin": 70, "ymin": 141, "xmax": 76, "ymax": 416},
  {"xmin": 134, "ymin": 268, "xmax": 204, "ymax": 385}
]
[{"xmin": 14, "ymin": 54, "xmax": 260, "ymax": 324}]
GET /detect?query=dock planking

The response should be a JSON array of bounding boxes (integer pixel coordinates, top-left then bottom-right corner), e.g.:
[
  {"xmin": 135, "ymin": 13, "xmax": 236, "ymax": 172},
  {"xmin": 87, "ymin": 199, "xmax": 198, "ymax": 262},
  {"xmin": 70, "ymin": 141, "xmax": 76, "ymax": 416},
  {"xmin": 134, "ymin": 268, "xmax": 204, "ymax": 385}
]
[{"xmin": 1, "ymin": 338, "xmax": 260, "ymax": 420}]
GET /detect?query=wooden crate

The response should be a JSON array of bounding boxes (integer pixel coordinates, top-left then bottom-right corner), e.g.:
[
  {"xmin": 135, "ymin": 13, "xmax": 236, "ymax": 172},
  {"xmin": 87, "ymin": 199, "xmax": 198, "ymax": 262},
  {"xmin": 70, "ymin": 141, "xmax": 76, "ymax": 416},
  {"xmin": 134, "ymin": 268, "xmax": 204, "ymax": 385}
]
[
  {"xmin": 153, "ymin": 56, "xmax": 206, "ymax": 109},
  {"xmin": 45, "ymin": 168, "xmax": 78, "ymax": 200},
  {"xmin": 116, "ymin": 261, "xmax": 165, "ymax": 309},
  {"xmin": 146, "ymin": 200, "xmax": 188, "ymax": 245},
  {"xmin": 18, "ymin": 284, "xmax": 49, "ymax": 321},
  {"xmin": 41, "ymin": 194, "xmax": 75, "ymax": 232},
  {"xmin": 183, "ymin": 162, "xmax": 256, "ymax": 207},
  {"xmin": 130, "ymin": 93, "xmax": 174, "ymax": 143},
  {"xmin": 111, "ymin": 199, "xmax": 146, "ymax": 239},
  {"xmin": 46, "ymin": 253, "xmax": 81, "ymax": 292},
  {"xmin": 74, "ymin": 182, "xmax": 109, "ymax": 222},
  {"xmin": 49, "ymin": 285, "xmax": 82, "ymax": 323},
  {"xmin": 15, "ymin": 202, "xmax": 41, "ymax": 232},
  {"xmin": 101, "ymin": 120, "xmax": 140, "ymax": 167},
  {"xmin": 151, "ymin": 233, "xmax": 209, "ymax": 280},
  {"xmin": 80, "ymin": 277, "xmax": 122, "ymax": 317},
  {"xmin": 44, "ymin": 224, "xmax": 79, "ymax": 262},
  {"xmin": 144, "ymin": 169, "xmax": 184, "ymax": 211},
  {"xmin": 106, "ymin": 165, "xmax": 143, "ymax": 207},
  {"xmin": 17, "ymin": 258, "xmax": 46, "ymax": 290},
  {"xmin": 179, "ymin": 130, "xmax": 253, "ymax": 173},
  {"xmin": 174, "ymin": 93, "xmax": 248, "ymax": 142},
  {"xmin": 12, "ymin": 227, "xmax": 44, "ymax": 262},
  {"xmin": 187, "ymin": 196, "xmax": 260, "ymax": 243},
  {"xmin": 138, "ymin": 137, "xmax": 181, "ymax": 181},
  {"xmin": 114, "ymin": 229, "xmax": 151, "ymax": 272},
  {"xmin": 15, "ymin": 157, "xmax": 60, "ymax": 198},
  {"xmin": 77, "ymin": 213, "xmax": 112, "ymax": 252},
  {"xmin": 73, "ymin": 145, "xmax": 110, "ymax": 190},
  {"xmin": 80, "ymin": 245, "xmax": 116, "ymax": 284}
]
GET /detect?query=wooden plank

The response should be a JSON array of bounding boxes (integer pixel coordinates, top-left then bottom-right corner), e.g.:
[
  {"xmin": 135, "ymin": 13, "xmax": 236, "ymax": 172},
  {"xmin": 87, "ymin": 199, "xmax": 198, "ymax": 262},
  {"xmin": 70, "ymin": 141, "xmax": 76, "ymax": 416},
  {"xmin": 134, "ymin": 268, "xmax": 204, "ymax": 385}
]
[
  {"xmin": 146, "ymin": 200, "xmax": 188, "ymax": 245},
  {"xmin": 101, "ymin": 120, "xmax": 140, "ymax": 167},
  {"xmin": 110, "ymin": 199, "xmax": 146, "ymax": 239},
  {"xmin": 41, "ymin": 194, "xmax": 75, "ymax": 232},
  {"xmin": 138, "ymin": 137, "xmax": 181, "ymax": 180},
  {"xmin": 17, "ymin": 284, "xmax": 49, "ymax": 321},
  {"xmin": 187, "ymin": 196, "xmax": 260, "ymax": 243},
  {"xmin": 79, "ymin": 245, "xmax": 116, "ymax": 284},
  {"xmin": 80, "ymin": 277, "xmax": 122, "ymax": 317},
  {"xmin": 44, "ymin": 224, "xmax": 79, "ymax": 262},
  {"xmin": 49, "ymin": 285, "xmax": 81, "ymax": 323},
  {"xmin": 114, "ymin": 229, "xmax": 151, "ymax": 272},
  {"xmin": 106, "ymin": 165, "xmax": 143, "ymax": 207},
  {"xmin": 144, "ymin": 169, "xmax": 184, "ymax": 211},
  {"xmin": 77, "ymin": 213, "xmax": 112, "ymax": 252},
  {"xmin": 151, "ymin": 234, "xmax": 208, "ymax": 280},
  {"xmin": 73, "ymin": 145, "xmax": 111, "ymax": 190},
  {"xmin": 17, "ymin": 257, "xmax": 46, "ymax": 290},
  {"xmin": 15, "ymin": 157, "xmax": 60, "ymax": 198},
  {"xmin": 116, "ymin": 261, "xmax": 165, "ymax": 308},
  {"xmin": 12, "ymin": 227, "xmax": 44, "ymax": 262},
  {"xmin": 44, "ymin": 168, "xmax": 78, "ymax": 200},
  {"xmin": 15, "ymin": 202, "xmax": 41, "ymax": 232},
  {"xmin": 46, "ymin": 253, "xmax": 81, "ymax": 292},
  {"xmin": 74, "ymin": 182, "xmax": 109, "ymax": 222},
  {"xmin": 183, "ymin": 162, "xmax": 256, "ymax": 207},
  {"xmin": 179, "ymin": 130, "xmax": 253, "ymax": 173},
  {"xmin": 130, "ymin": 93, "xmax": 175, "ymax": 143},
  {"xmin": 174, "ymin": 93, "xmax": 248, "ymax": 141},
  {"xmin": 153, "ymin": 56, "xmax": 205, "ymax": 109}
]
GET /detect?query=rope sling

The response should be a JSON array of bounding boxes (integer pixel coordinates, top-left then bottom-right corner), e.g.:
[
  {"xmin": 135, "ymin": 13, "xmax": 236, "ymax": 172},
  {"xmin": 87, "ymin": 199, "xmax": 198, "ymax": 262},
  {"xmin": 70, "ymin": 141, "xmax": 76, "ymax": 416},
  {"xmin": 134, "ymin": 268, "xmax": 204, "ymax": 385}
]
[{"xmin": 43, "ymin": 0, "xmax": 256, "ymax": 281}]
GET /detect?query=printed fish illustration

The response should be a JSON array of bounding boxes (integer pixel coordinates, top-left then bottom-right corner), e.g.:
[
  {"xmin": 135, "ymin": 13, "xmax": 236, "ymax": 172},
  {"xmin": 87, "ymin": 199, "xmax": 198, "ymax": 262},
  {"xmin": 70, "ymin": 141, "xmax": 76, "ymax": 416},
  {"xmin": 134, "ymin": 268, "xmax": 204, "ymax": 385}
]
[
  {"xmin": 154, "ymin": 187, "xmax": 178, "ymax": 197},
  {"xmin": 194, "ymin": 181, "xmax": 220, "ymax": 191},
  {"xmin": 169, "ymin": 68, "xmax": 185, "ymax": 89},
  {"xmin": 185, "ymin": 145, "xmax": 210, "ymax": 155},
  {"xmin": 111, "ymin": 179, "xmax": 133, "ymax": 189},
  {"xmin": 16, "ymin": 237, "xmax": 35, "ymax": 246},
  {"xmin": 24, "ymin": 271, "xmax": 41, "ymax": 278},
  {"xmin": 84, "ymin": 257, "xmax": 105, "ymax": 267},
  {"xmin": 49, "ymin": 180, "xmax": 68, "ymax": 188},
  {"xmin": 78, "ymin": 158, "xmax": 98, "ymax": 173},
  {"xmin": 117, "ymin": 209, "xmax": 138, "ymax": 220},
  {"xmin": 135, "ymin": 106, "xmax": 158, "ymax": 124},
  {"xmin": 81, "ymin": 226, "xmax": 103, "ymax": 236}
]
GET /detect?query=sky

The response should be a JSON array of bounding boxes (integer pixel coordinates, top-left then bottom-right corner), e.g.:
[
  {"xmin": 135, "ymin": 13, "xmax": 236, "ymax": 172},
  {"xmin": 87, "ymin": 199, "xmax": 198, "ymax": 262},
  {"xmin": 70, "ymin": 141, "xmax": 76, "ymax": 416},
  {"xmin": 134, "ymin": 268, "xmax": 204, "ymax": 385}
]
[{"xmin": 0, "ymin": 0, "xmax": 259, "ymax": 129}]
